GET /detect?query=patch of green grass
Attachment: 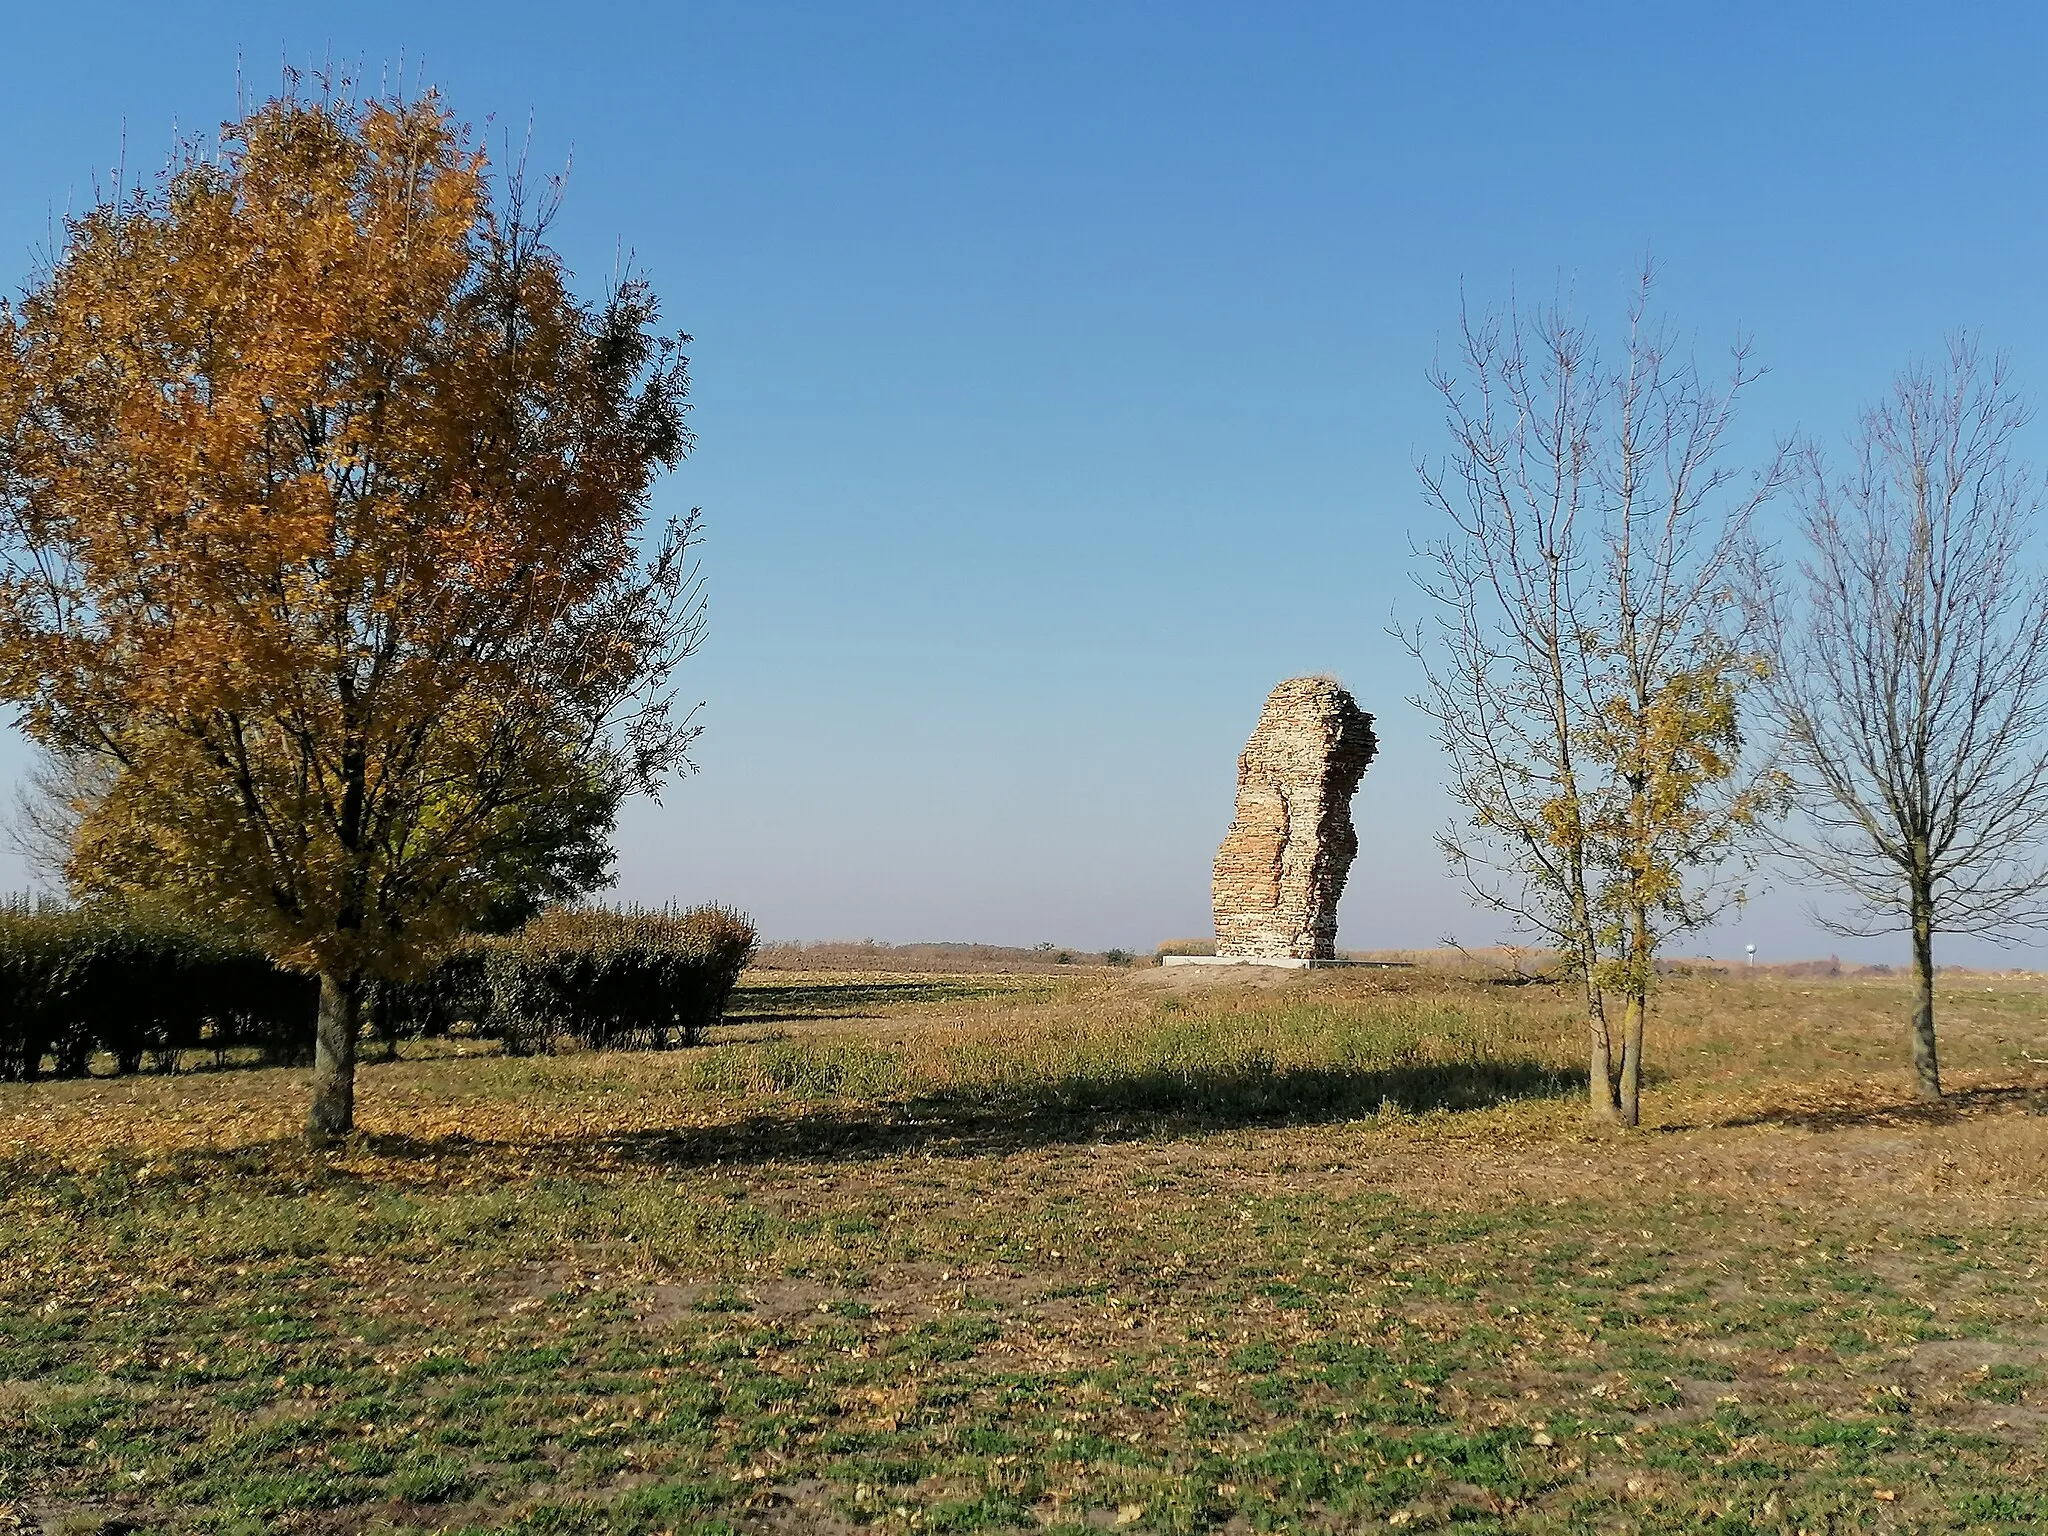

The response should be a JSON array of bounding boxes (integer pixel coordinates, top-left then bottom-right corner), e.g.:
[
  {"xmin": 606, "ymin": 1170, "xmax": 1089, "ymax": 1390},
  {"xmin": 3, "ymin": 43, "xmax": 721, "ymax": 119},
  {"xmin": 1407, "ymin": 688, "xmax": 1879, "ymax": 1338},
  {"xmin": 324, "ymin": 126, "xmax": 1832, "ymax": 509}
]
[{"xmin": 1963, "ymin": 1361, "xmax": 2041, "ymax": 1403}]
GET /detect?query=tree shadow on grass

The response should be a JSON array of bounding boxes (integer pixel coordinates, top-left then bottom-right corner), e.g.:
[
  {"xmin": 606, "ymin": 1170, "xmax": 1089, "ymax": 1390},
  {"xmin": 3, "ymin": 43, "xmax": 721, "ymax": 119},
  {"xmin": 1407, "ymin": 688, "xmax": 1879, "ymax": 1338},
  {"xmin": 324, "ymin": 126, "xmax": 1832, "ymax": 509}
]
[
  {"xmin": 354, "ymin": 1057, "xmax": 1586, "ymax": 1171},
  {"xmin": 1704, "ymin": 1083, "xmax": 2048, "ymax": 1135}
]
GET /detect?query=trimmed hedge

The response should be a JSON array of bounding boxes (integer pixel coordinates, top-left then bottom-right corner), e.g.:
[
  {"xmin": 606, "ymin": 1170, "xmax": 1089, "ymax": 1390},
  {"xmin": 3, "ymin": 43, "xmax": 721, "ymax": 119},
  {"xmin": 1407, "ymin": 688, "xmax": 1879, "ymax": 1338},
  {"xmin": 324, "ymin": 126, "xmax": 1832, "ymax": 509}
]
[
  {"xmin": 480, "ymin": 906, "xmax": 757, "ymax": 1054},
  {"xmin": 0, "ymin": 902, "xmax": 315, "ymax": 1080},
  {"xmin": 384, "ymin": 906, "xmax": 757, "ymax": 1055},
  {"xmin": 0, "ymin": 901, "xmax": 756, "ymax": 1079}
]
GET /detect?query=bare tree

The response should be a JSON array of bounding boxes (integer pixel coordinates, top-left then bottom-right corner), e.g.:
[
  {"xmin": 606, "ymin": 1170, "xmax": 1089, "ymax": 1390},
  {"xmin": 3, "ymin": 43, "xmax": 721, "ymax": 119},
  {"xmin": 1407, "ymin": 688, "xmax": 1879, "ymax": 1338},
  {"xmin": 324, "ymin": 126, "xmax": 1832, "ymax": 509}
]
[
  {"xmin": 1405, "ymin": 291, "xmax": 1612, "ymax": 1117},
  {"xmin": 1405, "ymin": 268, "xmax": 1780, "ymax": 1125},
  {"xmin": 1750, "ymin": 338, "xmax": 2048, "ymax": 1099},
  {"xmin": 3, "ymin": 748, "xmax": 111, "ymax": 887}
]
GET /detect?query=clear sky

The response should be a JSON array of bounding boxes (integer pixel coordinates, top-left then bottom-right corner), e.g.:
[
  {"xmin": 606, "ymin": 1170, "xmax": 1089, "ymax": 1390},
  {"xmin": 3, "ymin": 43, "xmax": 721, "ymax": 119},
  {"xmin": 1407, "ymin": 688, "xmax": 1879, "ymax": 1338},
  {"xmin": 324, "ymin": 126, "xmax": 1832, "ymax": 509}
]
[{"xmin": 4, "ymin": 2, "xmax": 2048, "ymax": 963}]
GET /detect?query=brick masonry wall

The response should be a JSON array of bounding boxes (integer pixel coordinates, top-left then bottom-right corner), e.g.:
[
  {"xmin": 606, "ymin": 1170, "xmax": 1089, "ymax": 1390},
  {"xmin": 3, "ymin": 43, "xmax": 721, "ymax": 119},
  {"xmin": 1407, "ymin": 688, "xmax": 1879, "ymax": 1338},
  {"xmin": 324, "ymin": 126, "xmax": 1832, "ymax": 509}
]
[{"xmin": 1211, "ymin": 677, "xmax": 1377, "ymax": 961}]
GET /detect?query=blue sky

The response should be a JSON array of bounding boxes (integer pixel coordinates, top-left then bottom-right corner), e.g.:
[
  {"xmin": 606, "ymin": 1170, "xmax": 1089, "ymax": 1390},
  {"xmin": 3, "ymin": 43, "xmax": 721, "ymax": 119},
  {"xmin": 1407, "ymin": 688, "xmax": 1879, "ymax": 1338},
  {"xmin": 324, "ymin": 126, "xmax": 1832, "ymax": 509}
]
[{"xmin": 4, "ymin": 3, "xmax": 2048, "ymax": 962}]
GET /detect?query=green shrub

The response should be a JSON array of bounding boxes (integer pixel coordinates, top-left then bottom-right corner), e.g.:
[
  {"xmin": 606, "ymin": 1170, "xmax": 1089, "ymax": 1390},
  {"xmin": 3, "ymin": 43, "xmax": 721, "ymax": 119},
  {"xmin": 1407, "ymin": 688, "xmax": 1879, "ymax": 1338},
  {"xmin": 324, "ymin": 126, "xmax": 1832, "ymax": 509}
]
[
  {"xmin": 378, "ymin": 939, "xmax": 494, "ymax": 1044},
  {"xmin": 482, "ymin": 905, "xmax": 756, "ymax": 1054},
  {"xmin": 382, "ymin": 905, "xmax": 756, "ymax": 1056}
]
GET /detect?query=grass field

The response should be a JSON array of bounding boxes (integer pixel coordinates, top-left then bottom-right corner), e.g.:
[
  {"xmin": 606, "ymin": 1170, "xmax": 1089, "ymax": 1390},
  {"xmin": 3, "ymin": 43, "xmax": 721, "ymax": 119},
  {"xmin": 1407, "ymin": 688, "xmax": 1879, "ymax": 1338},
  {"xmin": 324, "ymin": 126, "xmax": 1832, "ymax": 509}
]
[{"xmin": 3, "ymin": 963, "xmax": 2046, "ymax": 1534}]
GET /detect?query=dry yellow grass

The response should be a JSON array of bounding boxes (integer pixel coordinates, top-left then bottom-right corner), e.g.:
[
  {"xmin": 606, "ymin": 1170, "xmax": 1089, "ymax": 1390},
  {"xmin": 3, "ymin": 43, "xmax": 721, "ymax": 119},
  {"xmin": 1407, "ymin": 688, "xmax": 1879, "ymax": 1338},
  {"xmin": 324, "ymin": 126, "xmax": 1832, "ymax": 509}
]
[{"xmin": 8, "ymin": 963, "xmax": 2043, "ymax": 1181}]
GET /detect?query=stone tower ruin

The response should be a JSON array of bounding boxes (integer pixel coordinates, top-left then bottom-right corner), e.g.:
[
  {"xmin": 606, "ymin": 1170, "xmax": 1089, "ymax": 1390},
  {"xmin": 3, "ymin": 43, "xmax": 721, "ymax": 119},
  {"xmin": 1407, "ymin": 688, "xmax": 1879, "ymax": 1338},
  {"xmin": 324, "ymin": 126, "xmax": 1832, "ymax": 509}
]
[{"xmin": 1210, "ymin": 677, "xmax": 1377, "ymax": 963}]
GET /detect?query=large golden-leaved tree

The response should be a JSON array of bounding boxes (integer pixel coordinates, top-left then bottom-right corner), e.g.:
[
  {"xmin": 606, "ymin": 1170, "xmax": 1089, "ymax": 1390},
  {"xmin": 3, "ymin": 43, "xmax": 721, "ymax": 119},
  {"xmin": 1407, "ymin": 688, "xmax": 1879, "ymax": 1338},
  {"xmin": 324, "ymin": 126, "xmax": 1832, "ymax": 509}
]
[{"xmin": 0, "ymin": 90, "xmax": 704, "ymax": 1139}]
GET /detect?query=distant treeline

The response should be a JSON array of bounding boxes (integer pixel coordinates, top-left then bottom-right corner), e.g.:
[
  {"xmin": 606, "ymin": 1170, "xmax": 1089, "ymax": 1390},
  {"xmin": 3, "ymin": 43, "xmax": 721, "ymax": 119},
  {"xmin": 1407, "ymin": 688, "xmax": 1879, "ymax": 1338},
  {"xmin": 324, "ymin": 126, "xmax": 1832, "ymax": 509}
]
[{"xmin": 0, "ymin": 902, "xmax": 756, "ymax": 1081}]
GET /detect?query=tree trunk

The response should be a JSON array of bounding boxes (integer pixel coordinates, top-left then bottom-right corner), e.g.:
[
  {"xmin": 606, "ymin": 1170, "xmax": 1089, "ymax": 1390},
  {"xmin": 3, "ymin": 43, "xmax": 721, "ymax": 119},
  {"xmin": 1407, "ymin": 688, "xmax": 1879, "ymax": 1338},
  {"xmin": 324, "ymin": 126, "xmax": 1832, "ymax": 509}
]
[
  {"xmin": 1910, "ymin": 898, "xmax": 1942, "ymax": 1100},
  {"xmin": 1588, "ymin": 996, "xmax": 1620, "ymax": 1120},
  {"xmin": 309, "ymin": 968, "xmax": 362, "ymax": 1143},
  {"xmin": 370, "ymin": 981, "xmax": 400, "ymax": 1063},
  {"xmin": 1617, "ymin": 993, "xmax": 1646, "ymax": 1129}
]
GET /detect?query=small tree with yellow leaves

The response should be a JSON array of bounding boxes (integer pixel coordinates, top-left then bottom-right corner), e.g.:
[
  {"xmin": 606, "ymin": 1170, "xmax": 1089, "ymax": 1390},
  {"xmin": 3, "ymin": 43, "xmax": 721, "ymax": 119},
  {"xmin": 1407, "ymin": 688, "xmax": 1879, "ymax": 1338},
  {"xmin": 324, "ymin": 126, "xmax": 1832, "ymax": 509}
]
[
  {"xmin": 1582, "ymin": 594, "xmax": 1784, "ymax": 1126},
  {"xmin": 1409, "ymin": 268, "xmax": 1783, "ymax": 1125}
]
